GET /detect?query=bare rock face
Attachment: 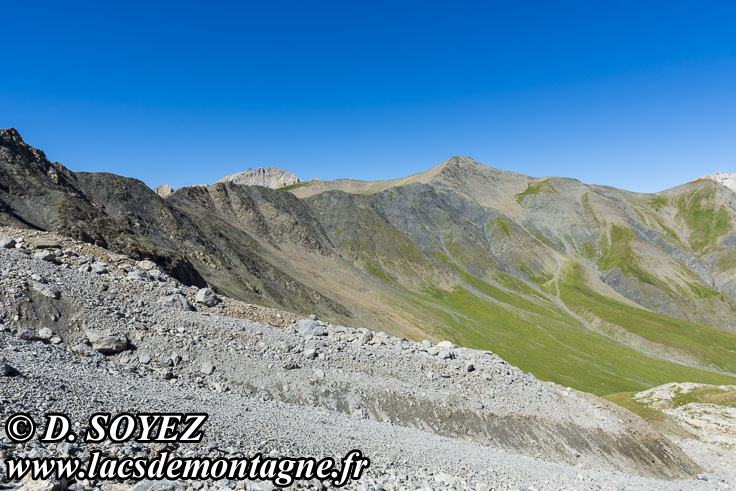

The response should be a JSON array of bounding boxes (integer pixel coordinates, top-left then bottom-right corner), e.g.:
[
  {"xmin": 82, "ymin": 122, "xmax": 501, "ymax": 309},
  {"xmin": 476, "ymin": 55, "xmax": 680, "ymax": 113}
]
[
  {"xmin": 700, "ymin": 172, "xmax": 736, "ymax": 193},
  {"xmin": 155, "ymin": 183, "xmax": 174, "ymax": 197},
  {"xmin": 217, "ymin": 166, "xmax": 302, "ymax": 189}
]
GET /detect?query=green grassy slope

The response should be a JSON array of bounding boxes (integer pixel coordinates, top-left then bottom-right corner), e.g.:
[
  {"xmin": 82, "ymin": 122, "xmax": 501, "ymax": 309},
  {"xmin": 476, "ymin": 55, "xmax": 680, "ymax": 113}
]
[{"xmin": 385, "ymin": 266, "xmax": 736, "ymax": 395}]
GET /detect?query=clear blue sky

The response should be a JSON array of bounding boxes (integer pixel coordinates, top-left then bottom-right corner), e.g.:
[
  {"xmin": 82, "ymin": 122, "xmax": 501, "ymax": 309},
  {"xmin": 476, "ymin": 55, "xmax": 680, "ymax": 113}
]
[{"xmin": 1, "ymin": 1, "xmax": 735, "ymax": 192}]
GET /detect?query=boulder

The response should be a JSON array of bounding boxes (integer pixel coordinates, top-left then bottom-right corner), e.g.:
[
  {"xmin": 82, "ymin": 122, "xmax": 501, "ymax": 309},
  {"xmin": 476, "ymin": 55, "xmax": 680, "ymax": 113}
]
[
  {"xmin": 0, "ymin": 237, "xmax": 16, "ymax": 249},
  {"xmin": 200, "ymin": 361, "xmax": 215, "ymax": 375},
  {"xmin": 157, "ymin": 294, "xmax": 193, "ymax": 311},
  {"xmin": 33, "ymin": 250, "xmax": 56, "ymax": 262},
  {"xmin": 31, "ymin": 281, "xmax": 60, "ymax": 299},
  {"xmin": 16, "ymin": 328, "xmax": 36, "ymax": 341},
  {"xmin": 86, "ymin": 330, "xmax": 128, "ymax": 355},
  {"xmin": 195, "ymin": 287, "xmax": 220, "ymax": 307},
  {"xmin": 130, "ymin": 480, "xmax": 184, "ymax": 491},
  {"xmin": 294, "ymin": 319, "xmax": 327, "ymax": 337},
  {"xmin": 127, "ymin": 270, "xmax": 150, "ymax": 281},
  {"xmin": 37, "ymin": 328, "xmax": 54, "ymax": 340},
  {"xmin": 18, "ymin": 480, "xmax": 63, "ymax": 491},
  {"xmin": 438, "ymin": 349, "xmax": 455, "ymax": 360},
  {"xmin": 0, "ymin": 360, "xmax": 16, "ymax": 376},
  {"xmin": 137, "ymin": 260, "xmax": 157, "ymax": 271},
  {"xmin": 28, "ymin": 237, "xmax": 60, "ymax": 249},
  {"xmin": 358, "ymin": 330, "xmax": 373, "ymax": 345},
  {"xmin": 90, "ymin": 263, "xmax": 109, "ymax": 274},
  {"xmin": 71, "ymin": 343, "xmax": 104, "ymax": 358}
]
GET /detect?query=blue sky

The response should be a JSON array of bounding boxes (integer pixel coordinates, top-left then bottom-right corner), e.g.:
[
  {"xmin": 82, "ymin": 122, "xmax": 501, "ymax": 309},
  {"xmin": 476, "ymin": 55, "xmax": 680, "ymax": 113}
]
[{"xmin": 1, "ymin": 1, "xmax": 735, "ymax": 192}]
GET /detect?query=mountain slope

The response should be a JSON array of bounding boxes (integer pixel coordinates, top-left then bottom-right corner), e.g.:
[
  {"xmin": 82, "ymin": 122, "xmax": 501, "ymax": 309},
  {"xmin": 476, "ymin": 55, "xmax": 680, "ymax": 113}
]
[{"xmin": 3, "ymin": 128, "xmax": 736, "ymax": 396}]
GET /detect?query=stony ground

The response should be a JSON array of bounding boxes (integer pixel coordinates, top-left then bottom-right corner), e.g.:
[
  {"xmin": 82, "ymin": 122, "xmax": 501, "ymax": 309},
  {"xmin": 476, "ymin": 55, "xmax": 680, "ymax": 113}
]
[{"xmin": 0, "ymin": 227, "xmax": 734, "ymax": 490}]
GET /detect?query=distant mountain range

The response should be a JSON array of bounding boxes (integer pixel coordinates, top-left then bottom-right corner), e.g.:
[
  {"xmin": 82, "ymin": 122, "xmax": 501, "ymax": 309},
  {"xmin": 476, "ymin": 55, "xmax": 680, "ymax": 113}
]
[{"xmin": 3, "ymin": 126, "xmax": 736, "ymax": 396}]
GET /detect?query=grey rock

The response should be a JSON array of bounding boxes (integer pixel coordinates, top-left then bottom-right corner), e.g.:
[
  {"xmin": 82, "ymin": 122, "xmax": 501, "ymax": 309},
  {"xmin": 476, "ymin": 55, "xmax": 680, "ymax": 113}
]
[
  {"xmin": 279, "ymin": 340, "xmax": 295, "ymax": 352},
  {"xmin": 303, "ymin": 348, "xmax": 317, "ymax": 360},
  {"xmin": 27, "ymin": 237, "xmax": 60, "ymax": 249},
  {"xmin": 283, "ymin": 360, "xmax": 300, "ymax": 370},
  {"xmin": 32, "ymin": 281, "xmax": 61, "ymax": 299},
  {"xmin": 139, "ymin": 352, "xmax": 151, "ymax": 364},
  {"xmin": 86, "ymin": 330, "xmax": 128, "ymax": 354},
  {"xmin": 33, "ymin": 250, "xmax": 56, "ymax": 262},
  {"xmin": 130, "ymin": 480, "xmax": 184, "ymax": 491},
  {"xmin": 294, "ymin": 319, "xmax": 326, "ymax": 337},
  {"xmin": 358, "ymin": 331, "xmax": 373, "ymax": 345},
  {"xmin": 18, "ymin": 480, "xmax": 63, "ymax": 491},
  {"xmin": 0, "ymin": 360, "xmax": 16, "ymax": 376},
  {"xmin": 137, "ymin": 260, "xmax": 157, "ymax": 271},
  {"xmin": 0, "ymin": 237, "xmax": 16, "ymax": 249},
  {"xmin": 17, "ymin": 328, "xmax": 36, "ymax": 341},
  {"xmin": 148, "ymin": 268, "xmax": 168, "ymax": 281},
  {"xmin": 157, "ymin": 294, "xmax": 193, "ymax": 311},
  {"xmin": 200, "ymin": 361, "xmax": 215, "ymax": 375},
  {"xmin": 37, "ymin": 327, "xmax": 54, "ymax": 340},
  {"xmin": 90, "ymin": 262, "xmax": 109, "ymax": 274},
  {"xmin": 70, "ymin": 343, "xmax": 104, "ymax": 358},
  {"xmin": 195, "ymin": 287, "xmax": 220, "ymax": 307},
  {"xmin": 438, "ymin": 349, "xmax": 455, "ymax": 360},
  {"xmin": 127, "ymin": 270, "xmax": 150, "ymax": 281}
]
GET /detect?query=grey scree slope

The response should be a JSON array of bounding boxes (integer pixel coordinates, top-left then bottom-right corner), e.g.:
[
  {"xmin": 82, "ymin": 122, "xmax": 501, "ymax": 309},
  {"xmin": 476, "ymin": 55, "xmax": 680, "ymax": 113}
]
[{"xmin": 0, "ymin": 229, "xmax": 732, "ymax": 490}]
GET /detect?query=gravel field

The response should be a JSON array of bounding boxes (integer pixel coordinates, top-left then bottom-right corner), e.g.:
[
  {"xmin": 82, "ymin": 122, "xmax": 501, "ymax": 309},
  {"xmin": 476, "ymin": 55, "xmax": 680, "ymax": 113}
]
[{"xmin": 0, "ymin": 228, "xmax": 734, "ymax": 490}]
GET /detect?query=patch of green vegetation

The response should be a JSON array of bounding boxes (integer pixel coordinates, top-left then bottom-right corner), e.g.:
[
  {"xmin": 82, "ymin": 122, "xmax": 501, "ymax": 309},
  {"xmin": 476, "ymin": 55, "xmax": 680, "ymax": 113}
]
[
  {"xmin": 653, "ymin": 216, "xmax": 682, "ymax": 246},
  {"xmin": 387, "ymin": 262, "xmax": 736, "ymax": 396},
  {"xmin": 674, "ymin": 187, "xmax": 731, "ymax": 251},
  {"xmin": 671, "ymin": 386, "xmax": 736, "ymax": 408},
  {"xmin": 515, "ymin": 179, "xmax": 558, "ymax": 205},
  {"xmin": 718, "ymin": 250, "xmax": 736, "ymax": 271},
  {"xmin": 581, "ymin": 193, "xmax": 600, "ymax": 226},
  {"xmin": 647, "ymin": 195, "xmax": 668, "ymax": 211},
  {"xmin": 597, "ymin": 224, "xmax": 671, "ymax": 291},
  {"xmin": 517, "ymin": 261, "xmax": 554, "ymax": 288},
  {"xmin": 579, "ymin": 241, "xmax": 596, "ymax": 260},
  {"xmin": 444, "ymin": 234, "xmax": 499, "ymax": 274},
  {"xmin": 684, "ymin": 281, "xmax": 722, "ymax": 300},
  {"xmin": 603, "ymin": 392, "xmax": 694, "ymax": 437},
  {"xmin": 560, "ymin": 263, "xmax": 736, "ymax": 375},
  {"xmin": 488, "ymin": 217, "xmax": 511, "ymax": 237},
  {"xmin": 534, "ymin": 233, "xmax": 558, "ymax": 250},
  {"xmin": 364, "ymin": 261, "xmax": 393, "ymax": 284},
  {"xmin": 277, "ymin": 181, "xmax": 311, "ymax": 192}
]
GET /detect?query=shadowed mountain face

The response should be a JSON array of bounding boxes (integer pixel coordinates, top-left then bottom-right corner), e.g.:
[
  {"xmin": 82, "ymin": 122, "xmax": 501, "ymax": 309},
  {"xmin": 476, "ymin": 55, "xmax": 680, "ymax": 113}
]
[{"xmin": 4, "ymin": 128, "xmax": 736, "ymax": 395}]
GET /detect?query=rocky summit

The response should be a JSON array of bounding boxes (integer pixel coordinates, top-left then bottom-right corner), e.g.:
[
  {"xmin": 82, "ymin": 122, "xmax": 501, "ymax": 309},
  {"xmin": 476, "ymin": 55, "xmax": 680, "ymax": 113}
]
[
  {"xmin": 701, "ymin": 171, "xmax": 736, "ymax": 193},
  {"xmin": 217, "ymin": 166, "xmax": 303, "ymax": 189},
  {"xmin": 154, "ymin": 183, "xmax": 174, "ymax": 197},
  {"xmin": 3, "ymin": 128, "xmax": 736, "ymax": 489}
]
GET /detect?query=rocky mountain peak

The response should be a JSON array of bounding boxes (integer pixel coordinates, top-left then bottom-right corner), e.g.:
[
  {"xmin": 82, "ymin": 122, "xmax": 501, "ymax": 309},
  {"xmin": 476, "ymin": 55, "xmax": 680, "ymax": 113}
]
[
  {"xmin": 155, "ymin": 183, "xmax": 174, "ymax": 197},
  {"xmin": 700, "ymin": 171, "xmax": 736, "ymax": 193},
  {"xmin": 0, "ymin": 128, "xmax": 50, "ymax": 167},
  {"xmin": 218, "ymin": 166, "xmax": 302, "ymax": 189},
  {"xmin": 0, "ymin": 128, "xmax": 24, "ymax": 144}
]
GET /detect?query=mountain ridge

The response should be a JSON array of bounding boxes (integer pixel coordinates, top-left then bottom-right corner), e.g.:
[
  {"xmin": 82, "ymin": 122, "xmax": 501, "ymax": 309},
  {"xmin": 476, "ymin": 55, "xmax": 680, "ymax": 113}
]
[{"xmin": 4, "ymin": 127, "xmax": 736, "ymax": 396}]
